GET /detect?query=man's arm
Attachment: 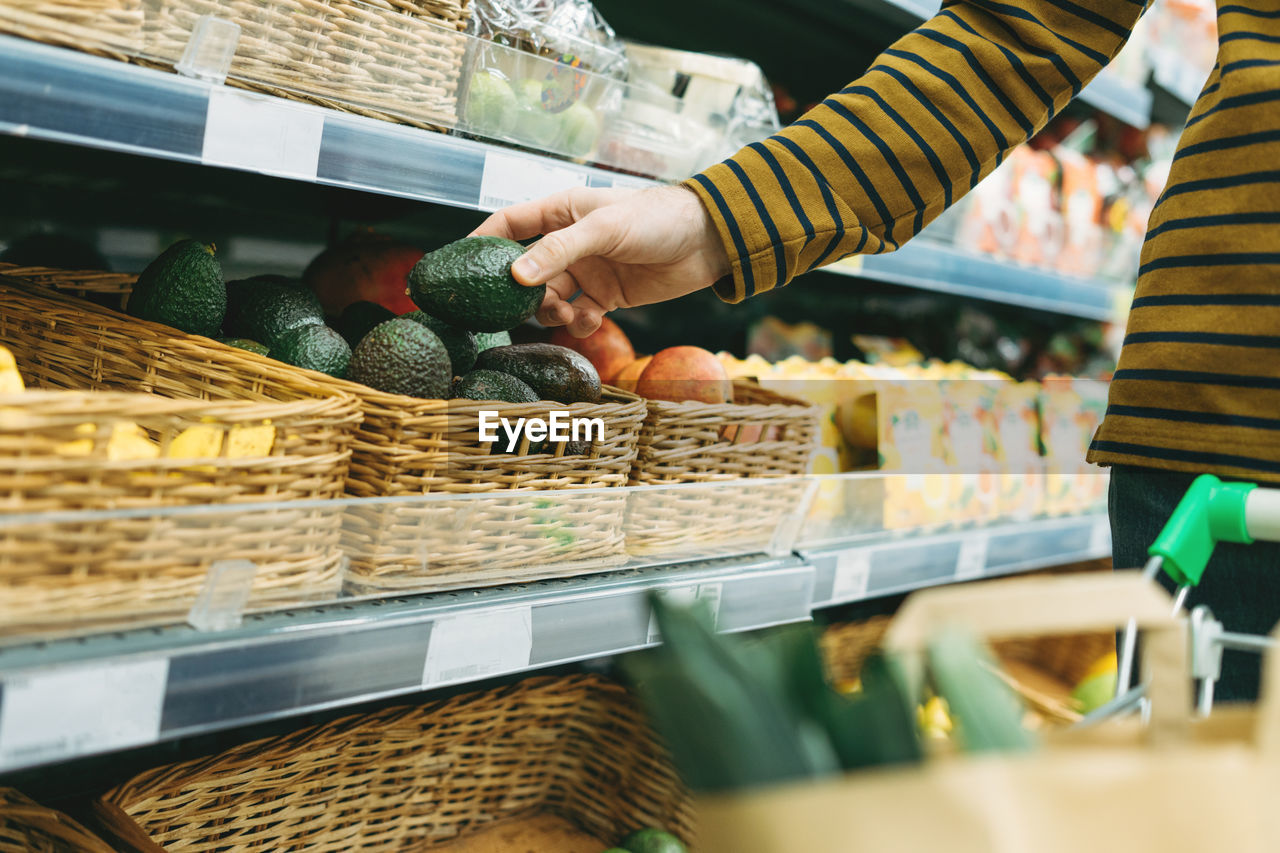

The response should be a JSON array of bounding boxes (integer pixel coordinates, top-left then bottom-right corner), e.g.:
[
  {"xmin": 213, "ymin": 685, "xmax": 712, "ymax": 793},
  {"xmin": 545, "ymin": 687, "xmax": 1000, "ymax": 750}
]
[{"xmin": 687, "ymin": 0, "xmax": 1145, "ymax": 302}]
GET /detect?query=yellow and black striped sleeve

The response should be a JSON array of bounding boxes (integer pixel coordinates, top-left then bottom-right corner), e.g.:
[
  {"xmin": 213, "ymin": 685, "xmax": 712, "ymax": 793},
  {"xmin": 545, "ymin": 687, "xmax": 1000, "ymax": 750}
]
[{"xmin": 685, "ymin": 0, "xmax": 1146, "ymax": 302}]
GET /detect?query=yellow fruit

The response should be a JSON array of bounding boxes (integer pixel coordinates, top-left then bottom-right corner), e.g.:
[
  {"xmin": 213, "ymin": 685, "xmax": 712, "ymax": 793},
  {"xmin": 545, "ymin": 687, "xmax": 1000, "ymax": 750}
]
[
  {"xmin": 107, "ymin": 423, "xmax": 159, "ymax": 461},
  {"xmin": 227, "ymin": 423, "xmax": 275, "ymax": 458},
  {"xmin": 167, "ymin": 424, "xmax": 223, "ymax": 460},
  {"xmin": 0, "ymin": 346, "xmax": 23, "ymax": 394},
  {"xmin": 55, "ymin": 422, "xmax": 97, "ymax": 456}
]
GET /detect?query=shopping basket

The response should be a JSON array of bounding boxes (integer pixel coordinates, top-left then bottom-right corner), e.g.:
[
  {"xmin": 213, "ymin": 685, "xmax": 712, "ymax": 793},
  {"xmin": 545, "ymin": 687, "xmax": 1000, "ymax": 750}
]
[{"xmin": 1099, "ymin": 474, "xmax": 1280, "ymax": 721}]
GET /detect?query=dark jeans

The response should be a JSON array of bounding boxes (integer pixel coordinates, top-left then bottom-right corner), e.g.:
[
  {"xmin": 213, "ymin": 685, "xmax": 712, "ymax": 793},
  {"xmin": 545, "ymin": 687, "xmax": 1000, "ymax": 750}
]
[{"xmin": 1110, "ymin": 465, "xmax": 1280, "ymax": 702}]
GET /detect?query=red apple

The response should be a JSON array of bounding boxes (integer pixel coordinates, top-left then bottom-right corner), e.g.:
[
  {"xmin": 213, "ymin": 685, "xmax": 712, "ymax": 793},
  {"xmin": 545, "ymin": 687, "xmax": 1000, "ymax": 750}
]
[
  {"xmin": 636, "ymin": 346, "xmax": 732, "ymax": 404},
  {"xmin": 550, "ymin": 316, "xmax": 635, "ymax": 382}
]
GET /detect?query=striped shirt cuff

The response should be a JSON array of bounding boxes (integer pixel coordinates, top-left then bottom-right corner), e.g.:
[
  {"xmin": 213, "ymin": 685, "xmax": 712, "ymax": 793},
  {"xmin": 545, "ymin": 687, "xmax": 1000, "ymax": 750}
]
[{"xmin": 684, "ymin": 165, "xmax": 781, "ymax": 304}]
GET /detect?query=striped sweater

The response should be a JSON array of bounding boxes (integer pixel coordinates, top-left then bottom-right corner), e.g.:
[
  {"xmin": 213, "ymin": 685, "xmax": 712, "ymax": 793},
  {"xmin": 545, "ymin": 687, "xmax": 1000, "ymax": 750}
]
[{"xmin": 685, "ymin": 1, "xmax": 1280, "ymax": 484}]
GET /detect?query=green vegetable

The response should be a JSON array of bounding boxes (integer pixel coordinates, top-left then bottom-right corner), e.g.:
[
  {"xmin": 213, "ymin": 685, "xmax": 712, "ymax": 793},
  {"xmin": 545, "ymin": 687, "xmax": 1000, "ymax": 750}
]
[
  {"xmin": 223, "ymin": 275, "xmax": 324, "ymax": 349},
  {"xmin": 402, "ymin": 310, "xmax": 478, "ymax": 375},
  {"xmin": 463, "ymin": 71, "xmax": 518, "ymax": 137},
  {"xmin": 347, "ymin": 317, "xmax": 451, "ymax": 398},
  {"xmin": 474, "ymin": 343, "xmax": 600, "ymax": 404},
  {"xmin": 127, "ymin": 239, "xmax": 225, "ymax": 337},
  {"xmin": 216, "ymin": 337, "xmax": 269, "ymax": 356},
  {"xmin": 335, "ymin": 300, "xmax": 395, "ymax": 348},
  {"xmin": 270, "ymin": 324, "xmax": 351, "ymax": 378},
  {"xmin": 452, "ymin": 368, "xmax": 538, "ymax": 403}
]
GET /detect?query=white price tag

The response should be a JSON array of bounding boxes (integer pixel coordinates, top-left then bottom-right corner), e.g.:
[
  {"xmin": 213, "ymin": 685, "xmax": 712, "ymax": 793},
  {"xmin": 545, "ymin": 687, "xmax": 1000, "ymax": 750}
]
[
  {"xmin": 422, "ymin": 607, "xmax": 533, "ymax": 687},
  {"xmin": 955, "ymin": 533, "xmax": 989, "ymax": 581},
  {"xmin": 202, "ymin": 88, "xmax": 324, "ymax": 179},
  {"xmin": 831, "ymin": 550, "xmax": 872, "ymax": 602},
  {"xmin": 478, "ymin": 151, "xmax": 588, "ymax": 211},
  {"xmin": 647, "ymin": 583, "xmax": 723, "ymax": 643},
  {"xmin": 1089, "ymin": 516, "xmax": 1111, "ymax": 556},
  {"xmin": 0, "ymin": 658, "xmax": 169, "ymax": 768}
]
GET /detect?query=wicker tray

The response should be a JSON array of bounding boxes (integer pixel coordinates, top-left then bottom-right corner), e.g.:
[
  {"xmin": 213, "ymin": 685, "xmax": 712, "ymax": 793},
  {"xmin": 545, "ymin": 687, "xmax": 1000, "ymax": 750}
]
[
  {"xmin": 141, "ymin": 0, "xmax": 468, "ymax": 130},
  {"xmin": 625, "ymin": 382, "xmax": 820, "ymax": 557},
  {"xmin": 96, "ymin": 674, "xmax": 694, "ymax": 851},
  {"xmin": 0, "ymin": 788, "xmax": 115, "ymax": 853},
  {"xmin": 0, "ymin": 390, "xmax": 358, "ymax": 636},
  {"xmin": 0, "ymin": 271, "xmax": 645, "ymax": 592},
  {"xmin": 0, "ymin": 0, "xmax": 143, "ymax": 60},
  {"xmin": 344, "ymin": 389, "xmax": 645, "ymax": 593}
]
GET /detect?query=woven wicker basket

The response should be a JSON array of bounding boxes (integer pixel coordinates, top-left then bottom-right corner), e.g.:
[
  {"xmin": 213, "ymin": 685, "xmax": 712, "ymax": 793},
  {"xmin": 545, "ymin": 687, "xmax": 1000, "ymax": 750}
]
[
  {"xmin": 344, "ymin": 389, "xmax": 645, "ymax": 593},
  {"xmin": 0, "ymin": 270, "xmax": 645, "ymax": 592},
  {"xmin": 141, "ymin": 0, "xmax": 468, "ymax": 130},
  {"xmin": 0, "ymin": 0, "xmax": 143, "ymax": 60},
  {"xmin": 0, "ymin": 262, "xmax": 134, "ymax": 309},
  {"xmin": 96, "ymin": 674, "xmax": 694, "ymax": 851},
  {"xmin": 625, "ymin": 382, "xmax": 820, "ymax": 558},
  {"xmin": 0, "ymin": 788, "xmax": 115, "ymax": 853},
  {"xmin": 0, "ymin": 390, "xmax": 358, "ymax": 636}
]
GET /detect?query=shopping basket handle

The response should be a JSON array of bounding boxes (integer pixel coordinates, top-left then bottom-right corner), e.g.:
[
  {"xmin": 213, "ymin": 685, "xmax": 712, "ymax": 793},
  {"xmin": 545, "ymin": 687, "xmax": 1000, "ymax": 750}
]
[{"xmin": 1151, "ymin": 474, "xmax": 1280, "ymax": 586}]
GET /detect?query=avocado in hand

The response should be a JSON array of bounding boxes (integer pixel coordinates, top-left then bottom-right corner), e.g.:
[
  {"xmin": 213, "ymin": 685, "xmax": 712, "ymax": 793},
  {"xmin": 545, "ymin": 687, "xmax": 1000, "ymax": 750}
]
[{"xmin": 408, "ymin": 236, "xmax": 544, "ymax": 333}]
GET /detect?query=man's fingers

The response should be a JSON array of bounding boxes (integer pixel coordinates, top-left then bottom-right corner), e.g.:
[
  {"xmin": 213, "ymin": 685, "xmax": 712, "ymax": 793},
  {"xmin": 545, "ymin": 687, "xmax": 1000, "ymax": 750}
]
[
  {"xmin": 566, "ymin": 293, "xmax": 609, "ymax": 338},
  {"xmin": 512, "ymin": 209, "xmax": 617, "ymax": 286},
  {"xmin": 537, "ymin": 291, "xmax": 575, "ymax": 327}
]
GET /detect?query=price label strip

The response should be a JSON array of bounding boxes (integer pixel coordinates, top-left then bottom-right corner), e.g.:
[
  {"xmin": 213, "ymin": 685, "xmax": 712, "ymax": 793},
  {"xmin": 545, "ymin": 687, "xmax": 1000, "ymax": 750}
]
[
  {"xmin": 647, "ymin": 583, "xmax": 724, "ymax": 644},
  {"xmin": 954, "ymin": 532, "xmax": 990, "ymax": 582},
  {"xmin": 422, "ymin": 607, "xmax": 533, "ymax": 688},
  {"xmin": 202, "ymin": 87, "xmax": 324, "ymax": 180},
  {"xmin": 831, "ymin": 549, "xmax": 873, "ymax": 603},
  {"xmin": 478, "ymin": 151, "xmax": 589, "ymax": 211},
  {"xmin": 1089, "ymin": 516, "xmax": 1111, "ymax": 556},
  {"xmin": 0, "ymin": 658, "xmax": 169, "ymax": 769}
]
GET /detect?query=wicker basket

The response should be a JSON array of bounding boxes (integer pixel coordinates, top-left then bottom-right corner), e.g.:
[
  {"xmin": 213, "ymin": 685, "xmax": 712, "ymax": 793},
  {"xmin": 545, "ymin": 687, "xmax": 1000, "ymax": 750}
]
[
  {"xmin": 96, "ymin": 674, "xmax": 694, "ymax": 851},
  {"xmin": 0, "ymin": 270, "xmax": 645, "ymax": 592},
  {"xmin": 0, "ymin": 263, "xmax": 134, "ymax": 308},
  {"xmin": 140, "ymin": 0, "xmax": 468, "ymax": 130},
  {"xmin": 625, "ymin": 382, "xmax": 820, "ymax": 558},
  {"xmin": 0, "ymin": 390, "xmax": 358, "ymax": 636},
  {"xmin": 0, "ymin": 788, "xmax": 115, "ymax": 853},
  {"xmin": 0, "ymin": 0, "xmax": 143, "ymax": 60},
  {"xmin": 344, "ymin": 389, "xmax": 645, "ymax": 592}
]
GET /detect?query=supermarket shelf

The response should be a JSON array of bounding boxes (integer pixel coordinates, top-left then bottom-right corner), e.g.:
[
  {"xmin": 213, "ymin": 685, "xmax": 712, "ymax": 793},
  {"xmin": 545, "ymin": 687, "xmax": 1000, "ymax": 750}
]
[
  {"xmin": 0, "ymin": 553, "xmax": 815, "ymax": 773},
  {"xmin": 803, "ymin": 512, "xmax": 1112, "ymax": 608},
  {"xmin": 0, "ymin": 35, "xmax": 638, "ymax": 215},
  {"xmin": 817, "ymin": 241, "xmax": 1125, "ymax": 321}
]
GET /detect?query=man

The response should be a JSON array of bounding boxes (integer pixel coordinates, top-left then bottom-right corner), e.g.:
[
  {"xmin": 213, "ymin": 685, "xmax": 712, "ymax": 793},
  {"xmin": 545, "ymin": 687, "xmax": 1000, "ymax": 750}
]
[{"xmin": 474, "ymin": 1, "xmax": 1280, "ymax": 699}]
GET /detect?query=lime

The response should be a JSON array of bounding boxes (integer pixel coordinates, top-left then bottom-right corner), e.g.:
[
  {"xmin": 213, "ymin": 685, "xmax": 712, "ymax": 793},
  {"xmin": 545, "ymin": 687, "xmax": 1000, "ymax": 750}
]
[
  {"xmin": 513, "ymin": 79, "xmax": 563, "ymax": 149},
  {"xmin": 463, "ymin": 71, "xmax": 517, "ymax": 137},
  {"xmin": 560, "ymin": 100, "xmax": 600, "ymax": 158},
  {"xmin": 619, "ymin": 828, "xmax": 687, "ymax": 853}
]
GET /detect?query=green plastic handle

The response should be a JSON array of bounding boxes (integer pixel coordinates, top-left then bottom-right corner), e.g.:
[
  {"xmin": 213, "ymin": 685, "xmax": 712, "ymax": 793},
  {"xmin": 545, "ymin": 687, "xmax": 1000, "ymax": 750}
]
[{"xmin": 1149, "ymin": 474, "xmax": 1256, "ymax": 586}]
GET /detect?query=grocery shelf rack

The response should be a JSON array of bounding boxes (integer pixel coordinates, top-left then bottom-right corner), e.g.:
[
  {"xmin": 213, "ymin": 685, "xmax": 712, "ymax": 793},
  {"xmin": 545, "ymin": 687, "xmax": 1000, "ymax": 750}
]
[
  {"xmin": 0, "ymin": 474, "xmax": 1111, "ymax": 775},
  {"xmin": 0, "ymin": 33, "xmax": 1132, "ymax": 321}
]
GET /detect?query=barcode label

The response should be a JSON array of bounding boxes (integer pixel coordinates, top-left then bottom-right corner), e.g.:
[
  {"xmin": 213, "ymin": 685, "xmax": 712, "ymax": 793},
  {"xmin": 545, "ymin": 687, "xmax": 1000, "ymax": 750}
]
[
  {"xmin": 0, "ymin": 658, "xmax": 169, "ymax": 769},
  {"xmin": 202, "ymin": 88, "xmax": 324, "ymax": 179},
  {"xmin": 1089, "ymin": 516, "xmax": 1111, "ymax": 556},
  {"xmin": 831, "ymin": 550, "xmax": 873, "ymax": 602},
  {"xmin": 422, "ymin": 608, "xmax": 533, "ymax": 688},
  {"xmin": 478, "ymin": 151, "xmax": 588, "ymax": 211},
  {"xmin": 647, "ymin": 583, "xmax": 723, "ymax": 643},
  {"xmin": 955, "ymin": 533, "xmax": 989, "ymax": 581}
]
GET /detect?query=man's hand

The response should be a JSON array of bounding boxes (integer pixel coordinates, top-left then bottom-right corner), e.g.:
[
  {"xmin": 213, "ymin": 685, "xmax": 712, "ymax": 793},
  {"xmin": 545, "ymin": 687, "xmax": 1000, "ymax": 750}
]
[{"xmin": 470, "ymin": 185, "xmax": 731, "ymax": 337}]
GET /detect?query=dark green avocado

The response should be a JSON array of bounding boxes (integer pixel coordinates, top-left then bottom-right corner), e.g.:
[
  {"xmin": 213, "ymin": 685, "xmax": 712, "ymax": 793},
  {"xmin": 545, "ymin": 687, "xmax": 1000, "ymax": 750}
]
[
  {"xmin": 217, "ymin": 337, "xmax": 270, "ymax": 356},
  {"xmin": 334, "ymin": 300, "xmax": 396, "ymax": 348},
  {"xmin": 407, "ymin": 236, "xmax": 543, "ymax": 333},
  {"xmin": 474, "ymin": 342, "xmax": 601, "ymax": 404},
  {"xmin": 452, "ymin": 368, "xmax": 539, "ymax": 403},
  {"xmin": 223, "ymin": 276, "xmax": 325, "ymax": 349},
  {"xmin": 347, "ymin": 317, "xmax": 451, "ymax": 398},
  {"xmin": 270, "ymin": 324, "xmax": 351, "ymax": 378},
  {"xmin": 402, "ymin": 310, "xmax": 478, "ymax": 376},
  {"xmin": 127, "ymin": 239, "xmax": 226, "ymax": 337}
]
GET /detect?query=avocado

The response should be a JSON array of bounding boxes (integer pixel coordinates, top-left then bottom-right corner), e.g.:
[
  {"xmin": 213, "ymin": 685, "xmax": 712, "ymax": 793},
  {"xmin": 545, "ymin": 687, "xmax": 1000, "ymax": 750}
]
[
  {"xmin": 402, "ymin": 310, "xmax": 478, "ymax": 376},
  {"xmin": 474, "ymin": 343, "xmax": 601, "ymax": 404},
  {"xmin": 619, "ymin": 828, "xmax": 688, "ymax": 853},
  {"xmin": 453, "ymin": 369, "xmax": 539, "ymax": 403},
  {"xmin": 407, "ymin": 236, "xmax": 544, "ymax": 333},
  {"xmin": 127, "ymin": 239, "xmax": 226, "ymax": 337},
  {"xmin": 474, "ymin": 330, "xmax": 512, "ymax": 352},
  {"xmin": 270, "ymin": 324, "xmax": 351, "ymax": 378},
  {"xmin": 223, "ymin": 276, "xmax": 325, "ymax": 349},
  {"xmin": 347, "ymin": 317, "xmax": 451, "ymax": 398},
  {"xmin": 335, "ymin": 300, "xmax": 395, "ymax": 348},
  {"xmin": 217, "ymin": 337, "xmax": 270, "ymax": 356}
]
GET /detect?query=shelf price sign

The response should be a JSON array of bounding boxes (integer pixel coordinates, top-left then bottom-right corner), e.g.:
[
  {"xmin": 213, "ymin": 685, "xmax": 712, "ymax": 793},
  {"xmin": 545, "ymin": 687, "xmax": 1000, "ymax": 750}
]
[
  {"xmin": 422, "ymin": 607, "xmax": 534, "ymax": 688},
  {"xmin": 202, "ymin": 88, "xmax": 325, "ymax": 180},
  {"xmin": 478, "ymin": 151, "xmax": 588, "ymax": 212},
  {"xmin": 831, "ymin": 549, "xmax": 873, "ymax": 603},
  {"xmin": 954, "ymin": 532, "xmax": 990, "ymax": 582},
  {"xmin": 0, "ymin": 658, "xmax": 169, "ymax": 769}
]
